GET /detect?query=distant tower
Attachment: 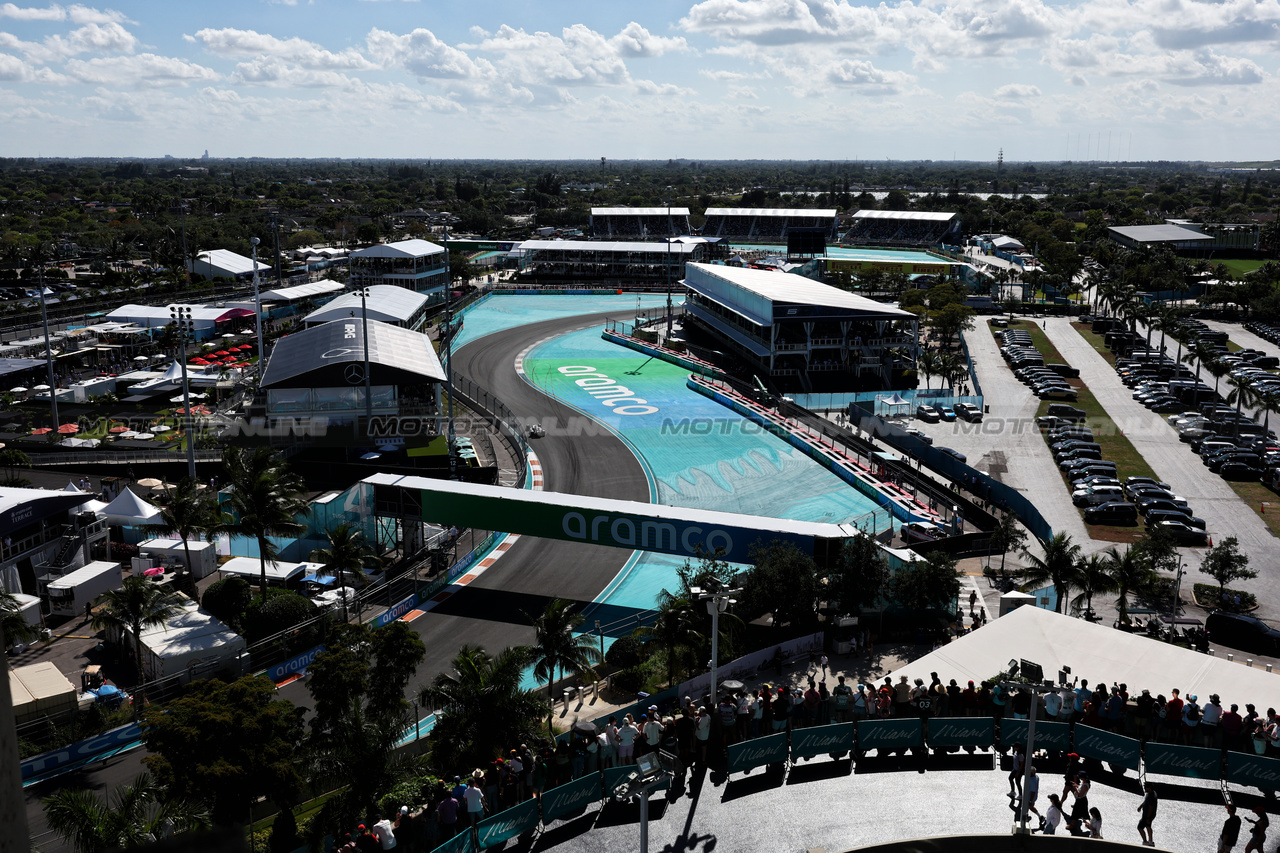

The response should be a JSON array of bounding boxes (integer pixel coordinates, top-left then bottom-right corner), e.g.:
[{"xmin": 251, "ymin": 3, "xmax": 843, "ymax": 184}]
[
  {"xmin": 995, "ymin": 148, "xmax": 1004, "ymax": 192},
  {"xmin": 202, "ymin": 149, "xmax": 209, "ymax": 160}
]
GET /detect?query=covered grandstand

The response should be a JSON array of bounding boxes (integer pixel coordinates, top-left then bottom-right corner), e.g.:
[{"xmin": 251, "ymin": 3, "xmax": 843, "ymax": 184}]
[
  {"xmin": 513, "ymin": 239, "xmax": 709, "ymax": 285},
  {"xmin": 701, "ymin": 208, "xmax": 838, "ymax": 242},
  {"xmin": 590, "ymin": 207, "xmax": 690, "ymax": 240},
  {"xmin": 682, "ymin": 262, "xmax": 918, "ymax": 392},
  {"xmin": 845, "ymin": 210, "xmax": 961, "ymax": 248}
]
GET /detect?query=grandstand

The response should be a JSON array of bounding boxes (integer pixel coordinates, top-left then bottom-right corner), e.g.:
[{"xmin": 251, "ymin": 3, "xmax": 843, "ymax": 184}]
[
  {"xmin": 514, "ymin": 239, "xmax": 708, "ymax": 284},
  {"xmin": 701, "ymin": 208, "xmax": 838, "ymax": 242},
  {"xmin": 845, "ymin": 210, "xmax": 961, "ymax": 248},
  {"xmin": 590, "ymin": 207, "xmax": 690, "ymax": 240}
]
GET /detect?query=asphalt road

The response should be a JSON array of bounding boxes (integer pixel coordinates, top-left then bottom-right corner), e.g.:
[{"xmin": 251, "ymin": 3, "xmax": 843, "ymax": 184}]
[
  {"xmin": 23, "ymin": 309, "xmax": 653, "ymax": 851},
  {"xmin": 911, "ymin": 319, "xmax": 1095, "ymax": 552}
]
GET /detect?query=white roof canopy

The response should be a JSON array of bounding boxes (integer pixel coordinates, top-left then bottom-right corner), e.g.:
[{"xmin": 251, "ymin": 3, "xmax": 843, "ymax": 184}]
[
  {"xmin": 350, "ymin": 239, "xmax": 445, "ymax": 260},
  {"xmin": 101, "ymin": 488, "xmax": 162, "ymax": 526}
]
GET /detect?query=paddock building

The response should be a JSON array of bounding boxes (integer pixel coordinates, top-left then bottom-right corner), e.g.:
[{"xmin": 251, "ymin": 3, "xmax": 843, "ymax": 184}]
[
  {"xmin": 348, "ymin": 239, "xmax": 448, "ymax": 298},
  {"xmin": 681, "ymin": 262, "xmax": 918, "ymax": 391}
]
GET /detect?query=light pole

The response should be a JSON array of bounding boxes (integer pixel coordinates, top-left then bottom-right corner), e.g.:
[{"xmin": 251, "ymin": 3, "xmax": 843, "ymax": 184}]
[
  {"xmin": 690, "ymin": 583, "xmax": 741, "ymax": 707},
  {"xmin": 999, "ymin": 671, "xmax": 1059, "ymax": 835},
  {"xmin": 35, "ymin": 253, "xmax": 58, "ymax": 430},
  {"xmin": 442, "ymin": 228, "xmax": 457, "ymax": 479},
  {"xmin": 358, "ymin": 287, "xmax": 373, "ymax": 430},
  {"xmin": 665, "ymin": 198, "xmax": 673, "ymax": 340},
  {"xmin": 250, "ymin": 237, "xmax": 265, "ymax": 381},
  {"xmin": 169, "ymin": 305, "xmax": 198, "ymax": 480}
]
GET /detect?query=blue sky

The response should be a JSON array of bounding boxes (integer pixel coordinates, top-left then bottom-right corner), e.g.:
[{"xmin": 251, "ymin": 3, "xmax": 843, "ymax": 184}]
[{"xmin": 1, "ymin": 0, "xmax": 1277, "ymax": 161}]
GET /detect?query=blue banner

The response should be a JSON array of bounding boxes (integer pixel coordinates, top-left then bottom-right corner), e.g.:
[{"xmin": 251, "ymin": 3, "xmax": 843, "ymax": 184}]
[
  {"xmin": 374, "ymin": 593, "xmax": 419, "ymax": 627},
  {"xmin": 727, "ymin": 732, "xmax": 788, "ymax": 773},
  {"xmin": 267, "ymin": 644, "xmax": 325, "ymax": 682},
  {"xmin": 541, "ymin": 772, "xmax": 601, "ymax": 823},
  {"xmin": 999, "ymin": 719, "xmax": 1070, "ymax": 750},
  {"xmin": 1074, "ymin": 725, "xmax": 1140, "ymax": 770},
  {"xmin": 602, "ymin": 765, "xmax": 668, "ymax": 797},
  {"xmin": 1145, "ymin": 743, "xmax": 1222, "ymax": 780},
  {"xmin": 21, "ymin": 722, "xmax": 141, "ymax": 780},
  {"xmin": 791, "ymin": 723, "xmax": 854, "ymax": 760},
  {"xmin": 1227, "ymin": 752, "xmax": 1280, "ymax": 790},
  {"xmin": 428, "ymin": 831, "xmax": 474, "ymax": 853},
  {"xmin": 856, "ymin": 718, "xmax": 922, "ymax": 752},
  {"xmin": 476, "ymin": 799, "xmax": 539, "ymax": 849},
  {"xmin": 928, "ymin": 717, "xmax": 994, "ymax": 748}
]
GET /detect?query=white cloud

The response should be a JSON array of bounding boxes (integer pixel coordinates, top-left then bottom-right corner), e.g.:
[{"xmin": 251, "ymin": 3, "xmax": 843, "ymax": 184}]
[
  {"xmin": 367, "ymin": 26, "xmax": 497, "ymax": 80},
  {"xmin": 66, "ymin": 3, "xmax": 125, "ymax": 24},
  {"xmin": 473, "ymin": 24, "xmax": 630, "ymax": 86},
  {"xmin": 610, "ymin": 22, "xmax": 688, "ymax": 57},
  {"xmin": 0, "ymin": 3, "xmax": 64, "ymax": 20},
  {"xmin": 995, "ymin": 83, "xmax": 1042, "ymax": 99},
  {"xmin": 817, "ymin": 58, "xmax": 913, "ymax": 92},
  {"xmin": 0, "ymin": 49, "xmax": 64, "ymax": 80},
  {"xmin": 0, "ymin": 20, "xmax": 134, "ymax": 62},
  {"xmin": 193, "ymin": 27, "xmax": 374, "ymax": 70},
  {"xmin": 65, "ymin": 53, "xmax": 219, "ymax": 86}
]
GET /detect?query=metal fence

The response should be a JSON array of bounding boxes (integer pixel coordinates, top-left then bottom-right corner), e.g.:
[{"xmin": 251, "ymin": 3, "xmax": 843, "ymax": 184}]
[
  {"xmin": 26, "ymin": 448, "xmax": 223, "ymax": 467},
  {"xmin": 450, "ymin": 372, "xmax": 529, "ymax": 489}
]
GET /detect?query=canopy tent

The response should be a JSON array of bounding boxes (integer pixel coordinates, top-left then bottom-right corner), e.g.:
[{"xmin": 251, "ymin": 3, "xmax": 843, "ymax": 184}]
[
  {"xmin": 889, "ymin": 605, "xmax": 1280, "ymax": 713},
  {"xmin": 100, "ymin": 488, "xmax": 162, "ymax": 526},
  {"xmin": 876, "ymin": 392, "xmax": 915, "ymax": 418}
]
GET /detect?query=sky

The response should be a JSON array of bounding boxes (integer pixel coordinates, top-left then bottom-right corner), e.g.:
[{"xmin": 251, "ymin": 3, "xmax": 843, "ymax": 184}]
[{"xmin": 0, "ymin": 0, "xmax": 1278, "ymax": 162}]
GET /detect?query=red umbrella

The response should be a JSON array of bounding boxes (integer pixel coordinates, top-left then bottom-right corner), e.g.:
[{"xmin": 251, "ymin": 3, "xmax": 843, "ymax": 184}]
[
  {"xmin": 214, "ymin": 350, "xmax": 229, "ymax": 356},
  {"xmin": 109, "ymin": 425, "xmax": 128, "ymax": 433},
  {"xmin": 30, "ymin": 427, "xmax": 51, "ymax": 435},
  {"xmin": 57, "ymin": 423, "xmax": 80, "ymax": 434},
  {"xmin": 190, "ymin": 358, "xmax": 209, "ymax": 365},
  {"xmin": 236, "ymin": 345, "xmax": 252, "ymax": 350}
]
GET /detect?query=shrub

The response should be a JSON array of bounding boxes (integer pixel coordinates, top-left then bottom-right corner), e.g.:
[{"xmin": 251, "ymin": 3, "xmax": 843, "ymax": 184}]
[
  {"xmin": 605, "ymin": 634, "xmax": 643, "ymax": 669},
  {"xmin": 612, "ymin": 665, "xmax": 646, "ymax": 694},
  {"xmin": 378, "ymin": 772, "xmax": 441, "ymax": 818},
  {"xmin": 201, "ymin": 576, "xmax": 252, "ymax": 631}
]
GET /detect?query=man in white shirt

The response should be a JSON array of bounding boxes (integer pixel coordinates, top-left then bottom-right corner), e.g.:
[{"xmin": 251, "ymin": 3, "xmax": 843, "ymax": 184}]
[
  {"xmin": 642, "ymin": 714, "xmax": 664, "ymax": 754},
  {"xmin": 1045, "ymin": 689, "xmax": 1063, "ymax": 720},
  {"xmin": 1058, "ymin": 685, "xmax": 1076, "ymax": 721},
  {"xmin": 463, "ymin": 783, "xmax": 485, "ymax": 827},
  {"xmin": 371, "ymin": 814, "xmax": 397, "ymax": 849}
]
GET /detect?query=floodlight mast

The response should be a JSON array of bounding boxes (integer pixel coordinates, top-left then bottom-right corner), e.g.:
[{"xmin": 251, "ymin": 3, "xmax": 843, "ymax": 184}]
[{"xmin": 690, "ymin": 584, "xmax": 742, "ymax": 707}]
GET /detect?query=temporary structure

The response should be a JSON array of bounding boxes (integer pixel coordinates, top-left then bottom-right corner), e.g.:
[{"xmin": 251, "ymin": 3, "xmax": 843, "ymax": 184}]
[
  {"xmin": 100, "ymin": 488, "xmax": 162, "ymax": 526},
  {"xmin": 9, "ymin": 661, "xmax": 77, "ymax": 724}
]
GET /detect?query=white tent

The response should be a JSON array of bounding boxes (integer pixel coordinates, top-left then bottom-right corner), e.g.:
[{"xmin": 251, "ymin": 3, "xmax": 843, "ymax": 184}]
[
  {"xmin": 100, "ymin": 488, "xmax": 162, "ymax": 526},
  {"xmin": 888, "ymin": 605, "xmax": 1280, "ymax": 713},
  {"xmin": 77, "ymin": 498, "xmax": 108, "ymax": 515}
]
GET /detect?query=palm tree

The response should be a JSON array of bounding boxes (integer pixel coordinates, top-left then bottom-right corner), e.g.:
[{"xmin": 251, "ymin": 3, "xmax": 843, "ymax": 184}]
[
  {"xmin": 638, "ymin": 595, "xmax": 701, "ymax": 688},
  {"xmin": 527, "ymin": 598, "xmax": 600, "ymax": 728},
  {"xmin": 1, "ymin": 588, "xmax": 36, "ymax": 646},
  {"xmin": 1226, "ymin": 375, "xmax": 1260, "ymax": 438},
  {"xmin": 219, "ymin": 447, "xmax": 308, "ymax": 602},
  {"xmin": 154, "ymin": 478, "xmax": 219, "ymax": 581},
  {"xmin": 1202, "ymin": 355, "xmax": 1229, "ymax": 399},
  {"xmin": 419, "ymin": 644, "xmax": 546, "ymax": 770},
  {"xmin": 1020, "ymin": 532, "xmax": 1082, "ymax": 614},
  {"xmin": 43, "ymin": 772, "xmax": 209, "ymax": 853},
  {"xmin": 309, "ymin": 522, "xmax": 379, "ymax": 623},
  {"xmin": 1103, "ymin": 546, "xmax": 1155, "ymax": 626},
  {"xmin": 90, "ymin": 577, "xmax": 181, "ymax": 720},
  {"xmin": 1071, "ymin": 553, "xmax": 1117, "ymax": 617},
  {"xmin": 917, "ymin": 349, "xmax": 939, "ymax": 389}
]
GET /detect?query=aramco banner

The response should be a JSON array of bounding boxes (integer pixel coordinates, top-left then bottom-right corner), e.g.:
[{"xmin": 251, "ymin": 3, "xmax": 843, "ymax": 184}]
[
  {"xmin": 727, "ymin": 732, "xmax": 788, "ymax": 774},
  {"xmin": 1074, "ymin": 725, "xmax": 1141, "ymax": 771},
  {"xmin": 791, "ymin": 723, "xmax": 855, "ymax": 760},
  {"xmin": 927, "ymin": 717, "xmax": 994, "ymax": 748},
  {"xmin": 1144, "ymin": 743, "xmax": 1222, "ymax": 780},
  {"xmin": 1000, "ymin": 719, "xmax": 1070, "ymax": 751},
  {"xmin": 857, "ymin": 718, "xmax": 922, "ymax": 752},
  {"xmin": 407, "ymin": 477, "xmax": 824, "ymax": 564},
  {"xmin": 475, "ymin": 799, "xmax": 539, "ymax": 849},
  {"xmin": 540, "ymin": 772, "xmax": 602, "ymax": 823}
]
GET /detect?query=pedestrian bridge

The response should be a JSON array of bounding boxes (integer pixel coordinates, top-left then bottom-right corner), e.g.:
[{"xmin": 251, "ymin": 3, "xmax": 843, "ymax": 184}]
[{"xmin": 365, "ymin": 473, "xmax": 913, "ymax": 568}]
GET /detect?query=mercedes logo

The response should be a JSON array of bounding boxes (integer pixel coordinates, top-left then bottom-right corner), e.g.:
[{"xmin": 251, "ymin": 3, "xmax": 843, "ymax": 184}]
[{"xmin": 344, "ymin": 363, "xmax": 366, "ymax": 385}]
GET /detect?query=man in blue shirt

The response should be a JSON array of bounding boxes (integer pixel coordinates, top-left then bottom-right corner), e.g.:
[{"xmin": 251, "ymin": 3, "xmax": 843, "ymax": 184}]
[{"xmin": 1074, "ymin": 679, "xmax": 1091, "ymax": 723}]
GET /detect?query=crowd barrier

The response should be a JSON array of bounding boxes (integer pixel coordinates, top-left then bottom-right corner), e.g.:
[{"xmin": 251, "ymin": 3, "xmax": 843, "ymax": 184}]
[{"xmin": 412, "ymin": 713, "xmax": 1280, "ymax": 852}]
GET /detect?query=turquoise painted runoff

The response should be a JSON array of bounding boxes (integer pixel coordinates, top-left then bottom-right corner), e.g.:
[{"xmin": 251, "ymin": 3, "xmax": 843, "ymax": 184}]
[{"xmin": 452, "ymin": 293, "xmax": 672, "ymax": 351}]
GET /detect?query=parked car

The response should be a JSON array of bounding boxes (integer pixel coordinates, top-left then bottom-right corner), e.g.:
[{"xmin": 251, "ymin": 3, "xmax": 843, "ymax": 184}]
[
  {"xmin": 937, "ymin": 446, "xmax": 967, "ymax": 463},
  {"xmin": 937, "ymin": 405, "xmax": 957, "ymax": 422},
  {"xmin": 1047, "ymin": 404, "xmax": 1087, "ymax": 422},
  {"xmin": 1083, "ymin": 502, "xmax": 1138, "ymax": 525},
  {"xmin": 916, "ymin": 405, "xmax": 941, "ymax": 423},
  {"xmin": 901, "ymin": 521, "xmax": 946, "ymax": 543},
  {"xmin": 904, "ymin": 426, "xmax": 934, "ymax": 445},
  {"xmin": 1206, "ymin": 611, "xmax": 1280, "ymax": 656},
  {"xmin": 954, "ymin": 402, "xmax": 983, "ymax": 422}
]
